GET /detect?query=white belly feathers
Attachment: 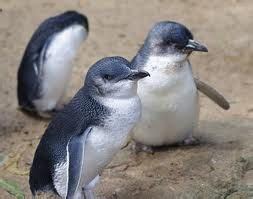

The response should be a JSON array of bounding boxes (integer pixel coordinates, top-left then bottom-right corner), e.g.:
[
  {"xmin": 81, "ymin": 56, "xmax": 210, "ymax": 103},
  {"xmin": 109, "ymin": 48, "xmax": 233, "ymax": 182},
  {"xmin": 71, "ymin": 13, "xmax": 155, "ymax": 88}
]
[
  {"xmin": 81, "ymin": 96, "xmax": 141, "ymax": 187},
  {"xmin": 33, "ymin": 25, "xmax": 87, "ymax": 111},
  {"xmin": 133, "ymin": 56, "xmax": 199, "ymax": 146}
]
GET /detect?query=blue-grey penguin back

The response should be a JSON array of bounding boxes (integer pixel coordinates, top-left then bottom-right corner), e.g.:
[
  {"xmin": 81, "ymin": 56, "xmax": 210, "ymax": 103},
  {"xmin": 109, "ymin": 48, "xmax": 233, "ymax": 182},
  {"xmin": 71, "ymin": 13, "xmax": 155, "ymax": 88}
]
[
  {"xmin": 29, "ymin": 56, "xmax": 133, "ymax": 196},
  {"xmin": 29, "ymin": 87, "xmax": 108, "ymax": 195},
  {"xmin": 17, "ymin": 10, "xmax": 88, "ymax": 110}
]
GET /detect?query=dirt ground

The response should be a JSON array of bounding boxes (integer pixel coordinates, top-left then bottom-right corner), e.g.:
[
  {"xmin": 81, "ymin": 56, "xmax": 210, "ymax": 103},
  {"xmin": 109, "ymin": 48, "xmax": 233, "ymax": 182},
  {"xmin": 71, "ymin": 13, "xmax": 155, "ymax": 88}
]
[{"xmin": 0, "ymin": 0, "xmax": 253, "ymax": 198}]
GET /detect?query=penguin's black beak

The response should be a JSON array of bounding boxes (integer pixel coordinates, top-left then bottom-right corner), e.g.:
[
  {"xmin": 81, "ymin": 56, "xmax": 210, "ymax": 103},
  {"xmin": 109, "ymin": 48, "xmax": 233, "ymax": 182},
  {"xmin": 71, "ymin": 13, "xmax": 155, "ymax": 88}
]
[
  {"xmin": 185, "ymin": 39, "xmax": 208, "ymax": 52},
  {"xmin": 127, "ymin": 70, "xmax": 150, "ymax": 80}
]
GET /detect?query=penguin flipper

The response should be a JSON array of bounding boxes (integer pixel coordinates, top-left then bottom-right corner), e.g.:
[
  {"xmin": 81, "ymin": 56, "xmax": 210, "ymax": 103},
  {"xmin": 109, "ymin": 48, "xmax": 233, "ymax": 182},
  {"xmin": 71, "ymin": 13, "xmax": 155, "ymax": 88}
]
[
  {"xmin": 17, "ymin": 34, "xmax": 54, "ymax": 111},
  {"xmin": 17, "ymin": 53, "xmax": 41, "ymax": 109},
  {"xmin": 194, "ymin": 78, "xmax": 230, "ymax": 110},
  {"xmin": 67, "ymin": 126, "xmax": 93, "ymax": 198}
]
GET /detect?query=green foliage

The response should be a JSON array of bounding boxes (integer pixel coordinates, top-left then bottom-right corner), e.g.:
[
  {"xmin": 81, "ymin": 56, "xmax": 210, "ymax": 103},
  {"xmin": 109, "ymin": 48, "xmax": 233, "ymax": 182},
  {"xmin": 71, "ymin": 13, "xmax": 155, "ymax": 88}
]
[{"xmin": 0, "ymin": 178, "xmax": 25, "ymax": 199}]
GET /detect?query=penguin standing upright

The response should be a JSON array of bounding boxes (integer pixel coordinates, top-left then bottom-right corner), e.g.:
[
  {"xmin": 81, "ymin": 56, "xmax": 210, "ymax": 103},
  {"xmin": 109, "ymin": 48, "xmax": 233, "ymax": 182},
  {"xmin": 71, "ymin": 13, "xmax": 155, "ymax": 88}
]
[
  {"xmin": 17, "ymin": 11, "xmax": 89, "ymax": 118},
  {"xmin": 131, "ymin": 21, "xmax": 230, "ymax": 152},
  {"xmin": 29, "ymin": 57, "xmax": 150, "ymax": 198}
]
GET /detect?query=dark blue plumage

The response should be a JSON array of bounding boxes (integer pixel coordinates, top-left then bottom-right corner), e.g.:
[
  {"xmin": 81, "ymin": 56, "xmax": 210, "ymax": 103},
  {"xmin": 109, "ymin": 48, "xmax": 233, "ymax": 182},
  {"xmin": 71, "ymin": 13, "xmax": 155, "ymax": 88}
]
[
  {"xmin": 29, "ymin": 56, "xmax": 149, "ymax": 198},
  {"xmin": 29, "ymin": 88, "xmax": 108, "ymax": 196},
  {"xmin": 17, "ymin": 10, "xmax": 88, "ymax": 113},
  {"xmin": 28, "ymin": 56, "xmax": 114, "ymax": 195},
  {"xmin": 67, "ymin": 128, "xmax": 92, "ymax": 198},
  {"xmin": 146, "ymin": 21, "xmax": 193, "ymax": 49},
  {"xmin": 131, "ymin": 21, "xmax": 205, "ymax": 69}
]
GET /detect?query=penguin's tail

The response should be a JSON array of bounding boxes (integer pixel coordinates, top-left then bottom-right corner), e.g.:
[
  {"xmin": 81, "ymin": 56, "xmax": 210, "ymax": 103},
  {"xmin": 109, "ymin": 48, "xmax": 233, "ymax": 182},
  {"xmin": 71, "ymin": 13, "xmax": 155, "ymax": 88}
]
[{"xmin": 17, "ymin": 106, "xmax": 52, "ymax": 120}]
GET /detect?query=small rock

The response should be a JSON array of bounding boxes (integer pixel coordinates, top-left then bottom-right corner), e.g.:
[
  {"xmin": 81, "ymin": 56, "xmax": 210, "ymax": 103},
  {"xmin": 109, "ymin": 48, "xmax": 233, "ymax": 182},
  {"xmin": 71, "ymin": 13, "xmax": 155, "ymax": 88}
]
[
  {"xmin": 242, "ymin": 170, "xmax": 253, "ymax": 186},
  {"xmin": 146, "ymin": 173, "xmax": 154, "ymax": 177},
  {"xmin": 245, "ymin": 157, "xmax": 253, "ymax": 170},
  {"xmin": 118, "ymin": 33, "xmax": 126, "ymax": 38},
  {"xmin": 248, "ymin": 108, "xmax": 253, "ymax": 113}
]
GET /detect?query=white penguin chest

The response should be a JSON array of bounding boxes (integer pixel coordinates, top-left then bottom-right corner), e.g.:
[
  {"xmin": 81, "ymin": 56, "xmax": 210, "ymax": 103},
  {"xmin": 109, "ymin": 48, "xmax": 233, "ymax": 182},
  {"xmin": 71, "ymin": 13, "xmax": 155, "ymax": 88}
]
[
  {"xmin": 138, "ymin": 56, "xmax": 196, "ymax": 108},
  {"xmin": 83, "ymin": 96, "xmax": 141, "ymax": 185},
  {"xmin": 34, "ymin": 25, "xmax": 87, "ymax": 111},
  {"xmin": 133, "ymin": 56, "xmax": 199, "ymax": 145}
]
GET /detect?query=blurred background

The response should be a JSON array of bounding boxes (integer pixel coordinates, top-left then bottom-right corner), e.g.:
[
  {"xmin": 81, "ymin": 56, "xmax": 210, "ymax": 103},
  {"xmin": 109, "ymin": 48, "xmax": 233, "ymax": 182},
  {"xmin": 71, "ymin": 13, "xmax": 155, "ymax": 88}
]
[{"xmin": 0, "ymin": 0, "xmax": 252, "ymax": 198}]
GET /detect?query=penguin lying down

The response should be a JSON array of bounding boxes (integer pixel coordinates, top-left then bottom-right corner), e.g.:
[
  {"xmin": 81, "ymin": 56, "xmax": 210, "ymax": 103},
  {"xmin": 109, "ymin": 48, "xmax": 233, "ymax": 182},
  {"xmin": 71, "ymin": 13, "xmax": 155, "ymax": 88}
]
[{"xmin": 17, "ymin": 11, "xmax": 89, "ymax": 118}]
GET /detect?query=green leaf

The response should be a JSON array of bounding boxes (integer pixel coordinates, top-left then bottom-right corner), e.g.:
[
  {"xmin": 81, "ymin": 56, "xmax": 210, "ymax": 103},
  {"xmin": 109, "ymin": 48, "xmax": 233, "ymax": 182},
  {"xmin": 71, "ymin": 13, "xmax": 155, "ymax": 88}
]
[
  {"xmin": 0, "ymin": 153, "xmax": 6, "ymax": 166},
  {"xmin": 0, "ymin": 178, "xmax": 25, "ymax": 199}
]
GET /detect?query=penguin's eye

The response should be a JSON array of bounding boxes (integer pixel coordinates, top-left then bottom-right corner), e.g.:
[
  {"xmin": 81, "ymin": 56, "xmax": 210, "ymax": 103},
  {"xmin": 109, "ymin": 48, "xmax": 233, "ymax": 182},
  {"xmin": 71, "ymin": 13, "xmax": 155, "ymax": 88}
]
[
  {"xmin": 174, "ymin": 43, "xmax": 184, "ymax": 50},
  {"xmin": 171, "ymin": 42, "xmax": 183, "ymax": 49},
  {"xmin": 104, "ymin": 74, "xmax": 113, "ymax": 81}
]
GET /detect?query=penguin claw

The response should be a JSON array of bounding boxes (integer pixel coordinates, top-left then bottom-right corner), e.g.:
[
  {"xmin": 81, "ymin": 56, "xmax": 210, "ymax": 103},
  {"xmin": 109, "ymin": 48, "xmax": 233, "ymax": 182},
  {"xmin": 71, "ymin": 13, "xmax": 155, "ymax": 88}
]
[
  {"xmin": 38, "ymin": 106, "xmax": 66, "ymax": 119},
  {"xmin": 112, "ymin": 191, "xmax": 118, "ymax": 199},
  {"xmin": 37, "ymin": 111, "xmax": 55, "ymax": 119},
  {"xmin": 55, "ymin": 102, "xmax": 68, "ymax": 110},
  {"xmin": 132, "ymin": 142, "xmax": 154, "ymax": 154},
  {"xmin": 18, "ymin": 107, "xmax": 53, "ymax": 120}
]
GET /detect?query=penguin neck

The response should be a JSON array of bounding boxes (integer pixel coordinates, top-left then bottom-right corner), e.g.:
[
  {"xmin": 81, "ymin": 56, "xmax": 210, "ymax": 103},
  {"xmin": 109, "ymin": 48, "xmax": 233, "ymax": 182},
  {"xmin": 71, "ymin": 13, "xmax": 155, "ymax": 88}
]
[
  {"xmin": 134, "ymin": 49, "xmax": 190, "ymax": 73},
  {"xmin": 131, "ymin": 44, "xmax": 189, "ymax": 71},
  {"xmin": 94, "ymin": 93, "xmax": 139, "ymax": 111},
  {"xmin": 131, "ymin": 44, "xmax": 149, "ymax": 69}
]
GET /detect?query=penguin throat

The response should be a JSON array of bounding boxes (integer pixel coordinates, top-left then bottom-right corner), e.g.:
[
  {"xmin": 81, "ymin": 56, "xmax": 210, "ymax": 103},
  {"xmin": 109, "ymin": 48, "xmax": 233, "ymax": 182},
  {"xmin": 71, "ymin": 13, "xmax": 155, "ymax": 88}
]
[{"xmin": 144, "ymin": 55, "xmax": 185, "ymax": 71}]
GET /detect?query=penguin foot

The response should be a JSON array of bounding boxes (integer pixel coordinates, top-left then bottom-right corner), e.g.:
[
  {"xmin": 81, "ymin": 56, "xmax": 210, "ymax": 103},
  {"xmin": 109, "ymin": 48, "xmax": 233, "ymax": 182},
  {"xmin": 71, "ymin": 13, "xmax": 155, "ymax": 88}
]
[
  {"xmin": 132, "ymin": 142, "xmax": 154, "ymax": 154},
  {"xmin": 18, "ymin": 107, "xmax": 53, "ymax": 120},
  {"xmin": 121, "ymin": 139, "xmax": 131, "ymax": 150},
  {"xmin": 37, "ymin": 111, "xmax": 55, "ymax": 119},
  {"xmin": 83, "ymin": 189, "xmax": 95, "ymax": 199},
  {"xmin": 55, "ymin": 102, "xmax": 68, "ymax": 110},
  {"xmin": 38, "ymin": 104, "xmax": 68, "ymax": 118},
  {"xmin": 182, "ymin": 136, "xmax": 200, "ymax": 146}
]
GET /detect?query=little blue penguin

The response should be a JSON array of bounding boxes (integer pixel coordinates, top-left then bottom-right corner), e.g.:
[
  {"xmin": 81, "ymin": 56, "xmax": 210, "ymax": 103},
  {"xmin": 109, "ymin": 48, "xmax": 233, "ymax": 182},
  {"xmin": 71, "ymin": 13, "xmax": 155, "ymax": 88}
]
[
  {"xmin": 17, "ymin": 10, "xmax": 89, "ymax": 118},
  {"xmin": 130, "ymin": 21, "xmax": 230, "ymax": 153},
  {"xmin": 29, "ymin": 56, "xmax": 150, "ymax": 199}
]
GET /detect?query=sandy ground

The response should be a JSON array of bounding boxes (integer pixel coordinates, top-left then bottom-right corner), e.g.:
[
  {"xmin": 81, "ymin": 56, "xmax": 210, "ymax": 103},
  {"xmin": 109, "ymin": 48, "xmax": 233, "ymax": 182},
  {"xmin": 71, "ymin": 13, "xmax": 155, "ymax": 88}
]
[{"xmin": 0, "ymin": 0, "xmax": 253, "ymax": 198}]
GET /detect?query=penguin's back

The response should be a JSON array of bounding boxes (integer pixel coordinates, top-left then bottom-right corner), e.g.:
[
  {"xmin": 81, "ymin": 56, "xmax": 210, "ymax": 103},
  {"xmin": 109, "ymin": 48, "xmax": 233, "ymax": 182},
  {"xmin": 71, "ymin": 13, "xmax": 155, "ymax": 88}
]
[
  {"xmin": 17, "ymin": 11, "xmax": 88, "ymax": 110},
  {"xmin": 29, "ymin": 88, "xmax": 108, "ymax": 195}
]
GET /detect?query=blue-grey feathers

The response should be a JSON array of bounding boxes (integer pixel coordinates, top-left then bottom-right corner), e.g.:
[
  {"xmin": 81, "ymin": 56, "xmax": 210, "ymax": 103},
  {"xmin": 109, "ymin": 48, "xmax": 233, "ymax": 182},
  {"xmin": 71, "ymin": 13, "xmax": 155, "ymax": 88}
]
[
  {"xmin": 17, "ymin": 11, "xmax": 88, "ymax": 110},
  {"xmin": 29, "ymin": 89, "xmax": 108, "ymax": 196},
  {"xmin": 67, "ymin": 127, "xmax": 92, "ymax": 198}
]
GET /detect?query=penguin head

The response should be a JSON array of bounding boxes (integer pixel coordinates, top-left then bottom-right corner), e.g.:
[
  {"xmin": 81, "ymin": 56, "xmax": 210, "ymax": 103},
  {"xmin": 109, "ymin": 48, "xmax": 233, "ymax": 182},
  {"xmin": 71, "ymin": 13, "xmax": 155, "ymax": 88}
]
[
  {"xmin": 53, "ymin": 10, "xmax": 89, "ymax": 33},
  {"xmin": 57, "ymin": 10, "xmax": 89, "ymax": 33},
  {"xmin": 145, "ymin": 21, "xmax": 208, "ymax": 62},
  {"xmin": 84, "ymin": 56, "xmax": 150, "ymax": 98}
]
